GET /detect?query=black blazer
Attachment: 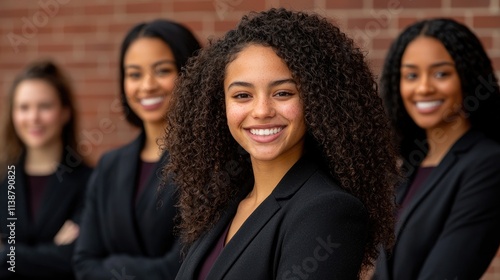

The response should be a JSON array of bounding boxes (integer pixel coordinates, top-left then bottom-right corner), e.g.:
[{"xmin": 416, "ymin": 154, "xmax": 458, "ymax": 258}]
[
  {"xmin": 0, "ymin": 153, "xmax": 92, "ymax": 280},
  {"xmin": 175, "ymin": 155, "xmax": 368, "ymax": 280},
  {"xmin": 374, "ymin": 130, "xmax": 500, "ymax": 279},
  {"xmin": 73, "ymin": 133, "xmax": 181, "ymax": 280}
]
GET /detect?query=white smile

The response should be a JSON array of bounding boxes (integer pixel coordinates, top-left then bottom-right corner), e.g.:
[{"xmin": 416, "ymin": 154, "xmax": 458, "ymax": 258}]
[
  {"xmin": 416, "ymin": 100, "xmax": 443, "ymax": 109},
  {"xmin": 140, "ymin": 96, "xmax": 164, "ymax": 106},
  {"xmin": 250, "ymin": 127, "xmax": 283, "ymax": 136}
]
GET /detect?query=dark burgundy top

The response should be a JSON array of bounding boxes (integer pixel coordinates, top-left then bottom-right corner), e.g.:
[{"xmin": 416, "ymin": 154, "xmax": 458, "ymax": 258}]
[
  {"xmin": 197, "ymin": 223, "xmax": 231, "ymax": 280},
  {"xmin": 134, "ymin": 160, "xmax": 156, "ymax": 204},
  {"xmin": 399, "ymin": 166, "xmax": 435, "ymax": 215},
  {"xmin": 27, "ymin": 174, "xmax": 51, "ymax": 221}
]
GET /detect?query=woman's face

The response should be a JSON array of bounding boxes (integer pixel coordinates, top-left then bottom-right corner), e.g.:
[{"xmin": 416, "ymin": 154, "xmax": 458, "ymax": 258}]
[
  {"xmin": 12, "ymin": 79, "xmax": 69, "ymax": 149},
  {"xmin": 224, "ymin": 45, "xmax": 307, "ymax": 164},
  {"xmin": 400, "ymin": 36, "xmax": 469, "ymax": 133},
  {"xmin": 123, "ymin": 37, "xmax": 178, "ymax": 126}
]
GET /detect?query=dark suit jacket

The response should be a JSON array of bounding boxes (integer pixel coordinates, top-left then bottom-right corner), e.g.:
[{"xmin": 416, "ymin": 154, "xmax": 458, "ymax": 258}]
[
  {"xmin": 0, "ymin": 152, "xmax": 92, "ymax": 280},
  {"xmin": 175, "ymin": 155, "xmax": 368, "ymax": 280},
  {"xmin": 374, "ymin": 130, "xmax": 500, "ymax": 280},
  {"xmin": 73, "ymin": 133, "xmax": 181, "ymax": 280}
]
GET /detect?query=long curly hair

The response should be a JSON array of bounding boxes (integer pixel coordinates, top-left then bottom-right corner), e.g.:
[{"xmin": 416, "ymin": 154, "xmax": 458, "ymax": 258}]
[
  {"xmin": 380, "ymin": 18, "xmax": 500, "ymax": 165},
  {"xmin": 163, "ymin": 8, "xmax": 401, "ymax": 268}
]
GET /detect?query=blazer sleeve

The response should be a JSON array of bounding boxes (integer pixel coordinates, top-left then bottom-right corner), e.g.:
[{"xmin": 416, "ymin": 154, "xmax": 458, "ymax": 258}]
[
  {"xmin": 276, "ymin": 191, "xmax": 368, "ymax": 280},
  {"xmin": 0, "ymin": 242, "xmax": 75, "ymax": 278},
  {"xmin": 417, "ymin": 153, "xmax": 500, "ymax": 279},
  {"xmin": 73, "ymin": 165, "xmax": 181, "ymax": 280},
  {"xmin": 0, "ymin": 167, "xmax": 90, "ymax": 279}
]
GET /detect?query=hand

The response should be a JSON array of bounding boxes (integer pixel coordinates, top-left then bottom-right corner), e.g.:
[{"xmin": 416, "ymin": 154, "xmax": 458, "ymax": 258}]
[{"xmin": 54, "ymin": 220, "xmax": 79, "ymax": 246}]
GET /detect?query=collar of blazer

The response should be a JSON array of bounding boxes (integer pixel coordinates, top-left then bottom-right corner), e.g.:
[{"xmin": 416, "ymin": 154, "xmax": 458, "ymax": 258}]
[
  {"xmin": 395, "ymin": 128, "xmax": 483, "ymax": 238},
  {"xmin": 108, "ymin": 131, "xmax": 170, "ymax": 254},
  {"xmin": 178, "ymin": 154, "xmax": 321, "ymax": 280},
  {"xmin": 4, "ymin": 149, "xmax": 90, "ymax": 241}
]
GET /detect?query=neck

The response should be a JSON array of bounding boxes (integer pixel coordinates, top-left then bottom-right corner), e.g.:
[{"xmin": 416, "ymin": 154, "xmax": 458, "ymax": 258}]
[
  {"xmin": 141, "ymin": 121, "xmax": 165, "ymax": 162},
  {"xmin": 248, "ymin": 150, "xmax": 303, "ymax": 205},
  {"xmin": 422, "ymin": 118, "xmax": 471, "ymax": 166},
  {"xmin": 24, "ymin": 140, "xmax": 63, "ymax": 175}
]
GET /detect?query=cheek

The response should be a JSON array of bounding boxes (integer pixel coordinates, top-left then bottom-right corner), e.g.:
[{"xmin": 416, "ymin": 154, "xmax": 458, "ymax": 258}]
[
  {"xmin": 124, "ymin": 80, "xmax": 137, "ymax": 98},
  {"xmin": 158, "ymin": 76, "xmax": 177, "ymax": 93},
  {"xmin": 225, "ymin": 103, "xmax": 245, "ymax": 131},
  {"xmin": 283, "ymin": 103, "xmax": 305, "ymax": 123},
  {"xmin": 43, "ymin": 110, "xmax": 64, "ymax": 126}
]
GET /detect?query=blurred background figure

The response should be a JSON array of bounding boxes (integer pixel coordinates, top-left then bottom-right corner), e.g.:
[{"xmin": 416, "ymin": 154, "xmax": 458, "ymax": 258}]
[
  {"xmin": 0, "ymin": 60, "xmax": 92, "ymax": 279},
  {"xmin": 72, "ymin": 19, "xmax": 200, "ymax": 280},
  {"xmin": 374, "ymin": 18, "xmax": 500, "ymax": 280}
]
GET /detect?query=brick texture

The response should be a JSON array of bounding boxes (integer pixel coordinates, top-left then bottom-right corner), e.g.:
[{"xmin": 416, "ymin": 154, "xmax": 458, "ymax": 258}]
[{"xmin": 0, "ymin": 1, "xmax": 499, "ymax": 277}]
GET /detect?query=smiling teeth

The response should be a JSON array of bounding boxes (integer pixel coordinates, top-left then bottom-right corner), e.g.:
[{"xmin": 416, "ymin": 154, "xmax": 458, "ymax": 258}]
[
  {"xmin": 416, "ymin": 101, "xmax": 443, "ymax": 109},
  {"xmin": 140, "ymin": 97, "xmax": 164, "ymax": 106},
  {"xmin": 250, "ymin": 127, "xmax": 283, "ymax": 136}
]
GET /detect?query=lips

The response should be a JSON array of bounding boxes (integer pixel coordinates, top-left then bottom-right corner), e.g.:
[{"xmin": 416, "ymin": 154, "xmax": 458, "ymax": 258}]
[
  {"xmin": 416, "ymin": 100, "xmax": 443, "ymax": 109},
  {"xmin": 246, "ymin": 126, "xmax": 285, "ymax": 143},
  {"xmin": 415, "ymin": 100, "xmax": 443, "ymax": 113},
  {"xmin": 249, "ymin": 127, "xmax": 283, "ymax": 136},
  {"xmin": 140, "ymin": 96, "xmax": 164, "ymax": 106},
  {"xmin": 28, "ymin": 127, "xmax": 44, "ymax": 136}
]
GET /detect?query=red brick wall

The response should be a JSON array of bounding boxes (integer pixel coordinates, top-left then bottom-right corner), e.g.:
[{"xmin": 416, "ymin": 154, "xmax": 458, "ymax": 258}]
[{"xmin": 0, "ymin": 0, "xmax": 499, "ymax": 277}]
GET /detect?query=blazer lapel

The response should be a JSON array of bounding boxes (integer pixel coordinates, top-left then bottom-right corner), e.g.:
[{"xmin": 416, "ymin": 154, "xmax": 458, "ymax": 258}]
[
  {"xmin": 14, "ymin": 160, "xmax": 32, "ymax": 241},
  {"xmin": 34, "ymin": 170, "xmax": 68, "ymax": 234},
  {"xmin": 395, "ymin": 130, "xmax": 481, "ymax": 238},
  {"xmin": 207, "ymin": 197, "xmax": 281, "ymax": 280},
  {"xmin": 179, "ymin": 184, "xmax": 251, "ymax": 280},
  {"xmin": 134, "ymin": 152, "xmax": 167, "ymax": 215},
  {"xmin": 109, "ymin": 134, "xmax": 145, "ymax": 254},
  {"xmin": 206, "ymin": 155, "xmax": 320, "ymax": 280}
]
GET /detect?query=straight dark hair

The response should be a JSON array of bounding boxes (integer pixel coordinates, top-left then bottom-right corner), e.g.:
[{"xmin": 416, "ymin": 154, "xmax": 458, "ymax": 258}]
[{"xmin": 118, "ymin": 19, "xmax": 202, "ymax": 127}]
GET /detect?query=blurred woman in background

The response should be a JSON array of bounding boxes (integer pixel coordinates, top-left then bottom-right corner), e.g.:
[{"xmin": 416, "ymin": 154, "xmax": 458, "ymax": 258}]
[
  {"xmin": 0, "ymin": 60, "xmax": 92, "ymax": 279},
  {"xmin": 374, "ymin": 18, "xmax": 500, "ymax": 279},
  {"xmin": 73, "ymin": 19, "xmax": 200, "ymax": 280}
]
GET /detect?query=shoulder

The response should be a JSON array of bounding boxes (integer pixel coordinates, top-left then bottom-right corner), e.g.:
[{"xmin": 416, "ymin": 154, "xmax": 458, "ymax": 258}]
[
  {"xmin": 457, "ymin": 133, "xmax": 500, "ymax": 167},
  {"xmin": 96, "ymin": 139, "xmax": 140, "ymax": 169}
]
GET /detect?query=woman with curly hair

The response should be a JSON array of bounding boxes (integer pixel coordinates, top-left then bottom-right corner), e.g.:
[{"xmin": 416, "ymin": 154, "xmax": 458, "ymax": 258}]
[
  {"xmin": 0, "ymin": 60, "xmax": 92, "ymax": 279},
  {"xmin": 164, "ymin": 8, "xmax": 400, "ymax": 280},
  {"xmin": 72, "ymin": 19, "xmax": 200, "ymax": 280},
  {"xmin": 373, "ymin": 18, "xmax": 500, "ymax": 279}
]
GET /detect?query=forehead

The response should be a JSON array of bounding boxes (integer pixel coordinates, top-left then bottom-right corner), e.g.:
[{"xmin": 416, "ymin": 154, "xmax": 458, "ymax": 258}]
[
  {"xmin": 14, "ymin": 79, "xmax": 59, "ymax": 103},
  {"xmin": 402, "ymin": 36, "xmax": 454, "ymax": 65},
  {"xmin": 225, "ymin": 45, "xmax": 292, "ymax": 82},
  {"xmin": 124, "ymin": 37, "xmax": 175, "ymax": 64}
]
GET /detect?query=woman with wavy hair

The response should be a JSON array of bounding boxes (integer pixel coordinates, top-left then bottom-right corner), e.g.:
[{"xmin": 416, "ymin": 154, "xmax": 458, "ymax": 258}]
[
  {"xmin": 373, "ymin": 18, "xmax": 500, "ymax": 279},
  {"xmin": 0, "ymin": 60, "xmax": 92, "ymax": 279},
  {"xmin": 164, "ymin": 8, "xmax": 400, "ymax": 280},
  {"xmin": 73, "ymin": 19, "xmax": 200, "ymax": 280}
]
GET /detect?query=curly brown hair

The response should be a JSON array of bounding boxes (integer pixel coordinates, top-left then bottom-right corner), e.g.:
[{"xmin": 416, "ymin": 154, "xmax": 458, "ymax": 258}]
[{"xmin": 162, "ymin": 8, "xmax": 401, "ymax": 268}]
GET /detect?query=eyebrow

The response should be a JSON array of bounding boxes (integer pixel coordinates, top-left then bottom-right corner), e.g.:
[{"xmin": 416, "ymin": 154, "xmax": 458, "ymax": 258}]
[
  {"xmin": 124, "ymin": 59, "xmax": 176, "ymax": 69},
  {"xmin": 227, "ymin": 78, "xmax": 296, "ymax": 90},
  {"xmin": 401, "ymin": 61, "xmax": 455, "ymax": 69}
]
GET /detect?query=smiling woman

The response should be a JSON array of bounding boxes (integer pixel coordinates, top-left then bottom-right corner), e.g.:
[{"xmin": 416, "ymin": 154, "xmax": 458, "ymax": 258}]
[
  {"xmin": 0, "ymin": 60, "xmax": 92, "ymax": 280},
  {"xmin": 374, "ymin": 18, "xmax": 500, "ymax": 280},
  {"xmin": 72, "ymin": 19, "xmax": 201, "ymax": 280},
  {"xmin": 164, "ymin": 8, "xmax": 402, "ymax": 280}
]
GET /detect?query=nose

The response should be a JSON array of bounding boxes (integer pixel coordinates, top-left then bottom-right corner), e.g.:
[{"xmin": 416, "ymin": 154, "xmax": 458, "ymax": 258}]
[
  {"xmin": 140, "ymin": 72, "xmax": 159, "ymax": 92},
  {"xmin": 251, "ymin": 94, "xmax": 275, "ymax": 119},
  {"xmin": 28, "ymin": 107, "xmax": 41, "ymax": 123},
  {"xmin": 415, "ymin": 75, "xmax": 435, "ymax": 95}
]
